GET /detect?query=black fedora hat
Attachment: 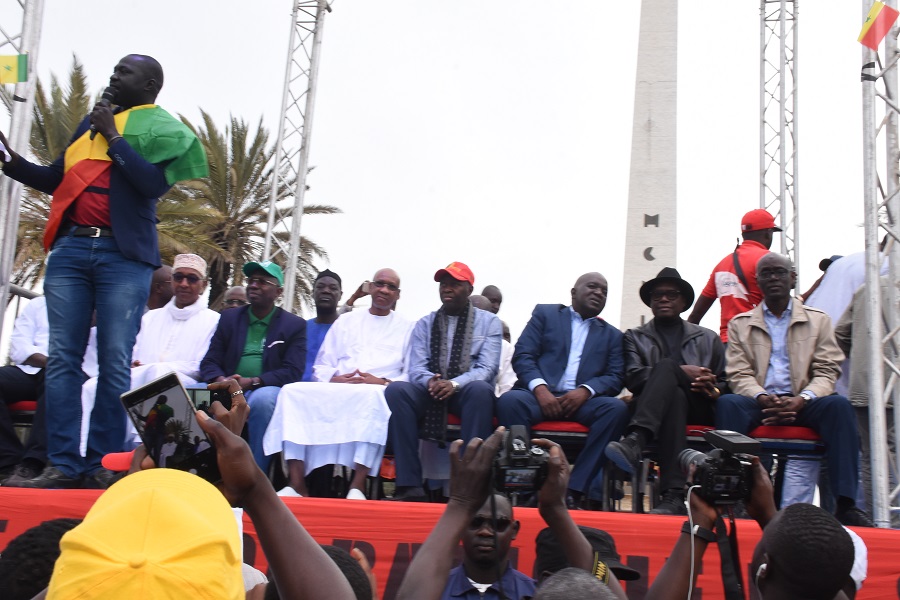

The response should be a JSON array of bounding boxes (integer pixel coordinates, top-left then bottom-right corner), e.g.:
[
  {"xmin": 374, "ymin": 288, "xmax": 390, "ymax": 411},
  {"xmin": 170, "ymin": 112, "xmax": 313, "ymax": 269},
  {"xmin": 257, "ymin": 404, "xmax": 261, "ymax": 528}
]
[{"xmin": 639, "ymin": 267, "xmax": 695, "ymax": 311}]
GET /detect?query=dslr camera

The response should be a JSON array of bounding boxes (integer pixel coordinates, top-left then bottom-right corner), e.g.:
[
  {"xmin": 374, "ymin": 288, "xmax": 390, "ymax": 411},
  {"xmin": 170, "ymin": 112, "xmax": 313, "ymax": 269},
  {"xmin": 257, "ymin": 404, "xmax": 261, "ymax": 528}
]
[
  {"xmin": 678, "ymin": 430, "xmax": 760, "ymax": 505},
  {"xmin": 494, "ymin": 425, "xmax": 549, "ymax": 494}
]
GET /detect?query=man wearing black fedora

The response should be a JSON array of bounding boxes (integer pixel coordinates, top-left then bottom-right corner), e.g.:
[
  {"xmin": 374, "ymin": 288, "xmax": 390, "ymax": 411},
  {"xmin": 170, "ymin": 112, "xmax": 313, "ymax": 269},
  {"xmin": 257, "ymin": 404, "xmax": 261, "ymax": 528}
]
[{"xmin": 605, "ymin": 267, "xmax": 726, "ymax": 514}]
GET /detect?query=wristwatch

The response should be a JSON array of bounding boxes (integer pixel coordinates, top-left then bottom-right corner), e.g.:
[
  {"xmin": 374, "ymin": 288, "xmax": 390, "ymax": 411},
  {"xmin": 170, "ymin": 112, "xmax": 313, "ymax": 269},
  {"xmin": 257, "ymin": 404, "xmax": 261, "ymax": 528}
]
[
  {"xmin": 449, "ymin": 380, "xmax": 460, "ymax": 393},
  {"xmin": 799, "ymin": 392, "xmax": 813, "ymax": 406}
]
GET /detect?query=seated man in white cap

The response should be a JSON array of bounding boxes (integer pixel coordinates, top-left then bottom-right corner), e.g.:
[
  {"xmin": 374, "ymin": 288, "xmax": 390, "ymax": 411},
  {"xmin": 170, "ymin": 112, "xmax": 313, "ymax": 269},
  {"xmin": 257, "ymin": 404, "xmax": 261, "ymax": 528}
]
[
  {"xmin": 264, "ymin": 268, "xmax": 414, "ymax": 499},
  {"xmin": 80, "ymin": 254, "xmax": 220, "ymax": 459}
]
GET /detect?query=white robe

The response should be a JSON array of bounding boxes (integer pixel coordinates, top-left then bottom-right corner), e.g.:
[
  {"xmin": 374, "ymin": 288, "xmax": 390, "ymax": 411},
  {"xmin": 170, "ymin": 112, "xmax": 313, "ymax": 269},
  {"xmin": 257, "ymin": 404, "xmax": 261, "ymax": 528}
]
[
  {"xmin": 262, "ymin": 309, "xmax": 413, "ymax": 474},
  {"xmin": 80, "ymin": 298, "xmax": 220, "ymax": 455}
]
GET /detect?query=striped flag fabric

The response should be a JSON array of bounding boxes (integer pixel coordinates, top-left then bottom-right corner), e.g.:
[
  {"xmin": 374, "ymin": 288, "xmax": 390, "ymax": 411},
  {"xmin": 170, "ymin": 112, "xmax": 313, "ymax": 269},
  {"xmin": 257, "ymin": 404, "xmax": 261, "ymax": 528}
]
[
  {"xmin": 44, "ymin": 104, "xmax": 209, "ymax": 250},
  {"xmin": 0, "ymin": 54, "xmax": 27, "ymax": 84},
  {"xmin": 859, "ymin": 2, "xmax": 900, "ymax": 51}
]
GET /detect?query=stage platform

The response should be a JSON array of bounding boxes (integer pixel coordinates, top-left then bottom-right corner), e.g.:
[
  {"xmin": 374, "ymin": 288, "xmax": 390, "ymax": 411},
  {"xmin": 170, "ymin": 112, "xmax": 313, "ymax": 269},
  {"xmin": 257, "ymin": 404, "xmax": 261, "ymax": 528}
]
[{"xmin": 1, "ymin": 489, "xmax": 897, "ymax": 599}]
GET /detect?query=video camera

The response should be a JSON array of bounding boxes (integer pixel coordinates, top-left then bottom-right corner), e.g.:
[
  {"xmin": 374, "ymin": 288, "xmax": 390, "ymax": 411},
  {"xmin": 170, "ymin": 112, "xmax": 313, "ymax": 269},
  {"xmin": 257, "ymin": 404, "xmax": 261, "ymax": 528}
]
[
  {"xmin": 493, "ymin": 425, "xmax": 548, "ymax": 494},
  {"xmin": 678, "ymin": 430, "xmax": 760, "ymax": 505}
]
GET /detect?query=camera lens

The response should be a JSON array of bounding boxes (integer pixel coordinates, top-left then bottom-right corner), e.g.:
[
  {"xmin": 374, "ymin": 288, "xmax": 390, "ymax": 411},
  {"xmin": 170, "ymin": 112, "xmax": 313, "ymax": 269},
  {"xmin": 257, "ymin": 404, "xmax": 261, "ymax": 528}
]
[{"xmin": 678, "ymin": 448, "xmax": 708, "ymax": 475}]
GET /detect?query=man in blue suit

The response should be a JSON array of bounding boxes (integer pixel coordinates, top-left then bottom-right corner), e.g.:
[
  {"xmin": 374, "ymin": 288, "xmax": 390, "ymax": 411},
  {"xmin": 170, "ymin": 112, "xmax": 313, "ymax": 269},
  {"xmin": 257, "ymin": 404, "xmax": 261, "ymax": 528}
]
[
  {"xmin": 200, "ymin": 261, "xmax": 306, "ymax": 472},
  {"xmin": 496, "ymin": 272, "xmax": 627, "ymax": 506}
]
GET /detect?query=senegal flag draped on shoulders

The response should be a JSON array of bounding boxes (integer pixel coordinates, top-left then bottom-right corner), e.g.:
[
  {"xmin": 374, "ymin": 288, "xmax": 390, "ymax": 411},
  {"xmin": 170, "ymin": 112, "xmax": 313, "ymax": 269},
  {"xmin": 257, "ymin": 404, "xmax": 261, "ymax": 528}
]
[
  {"xmin": 63, "ymin": 104, "xmax": 208, "ymax": 185},
  {"xmin": 45, "ymin": 104, "xmax": 208, "ymax": 251}
]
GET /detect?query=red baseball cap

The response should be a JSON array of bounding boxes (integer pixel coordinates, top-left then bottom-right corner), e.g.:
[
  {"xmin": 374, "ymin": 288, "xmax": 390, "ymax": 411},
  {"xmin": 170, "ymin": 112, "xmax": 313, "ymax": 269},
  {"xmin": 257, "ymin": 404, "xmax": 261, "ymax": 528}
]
[
  {"xmin": 433, "ymin": 262, "xmax": 475, "ymax": 285},
  {"xmin": 741, "ymin": 209, "xmax": 782, "ymax": 232}
]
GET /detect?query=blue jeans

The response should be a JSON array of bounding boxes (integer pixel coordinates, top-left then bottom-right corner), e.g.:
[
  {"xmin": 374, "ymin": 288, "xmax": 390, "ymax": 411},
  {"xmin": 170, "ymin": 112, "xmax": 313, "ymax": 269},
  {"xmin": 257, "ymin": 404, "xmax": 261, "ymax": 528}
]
[
  {"xmin": 716, "ymin": 393, "xmax": 860, "ymax": 503},
  {"xmin": 245, "ymin": 386, "xmax": 280, "ymax": 473},
  {"xmin": 385, "ymin": 380, "xmax": 495, "ymax": 488},
  {"xmin": 43, "ymin": 235, "xmax": 152, "ymax": 477}
]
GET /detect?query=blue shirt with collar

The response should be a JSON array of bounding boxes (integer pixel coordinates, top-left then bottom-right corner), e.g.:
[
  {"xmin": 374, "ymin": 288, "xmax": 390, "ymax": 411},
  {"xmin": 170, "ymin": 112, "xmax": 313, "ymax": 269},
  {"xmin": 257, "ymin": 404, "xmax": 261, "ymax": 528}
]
[
  {"xmin": 441, "ymin": 563, "xmax": 536, "ymax": 600},
  {"xmin": 761, "ymin": 299, "xmax": 816, "ymax": 399}
]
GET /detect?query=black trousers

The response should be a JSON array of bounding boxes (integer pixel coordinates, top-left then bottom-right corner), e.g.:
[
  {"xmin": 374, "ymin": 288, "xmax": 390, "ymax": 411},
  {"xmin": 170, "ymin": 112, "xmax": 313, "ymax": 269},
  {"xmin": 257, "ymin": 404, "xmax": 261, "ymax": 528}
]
[
  {"xmin": 0, "ymin": 366, "xmax": 47, "ymax": 469},
  {"xmin": 628, "ymin": 358, "xmax": 715, "ymax": 491}
]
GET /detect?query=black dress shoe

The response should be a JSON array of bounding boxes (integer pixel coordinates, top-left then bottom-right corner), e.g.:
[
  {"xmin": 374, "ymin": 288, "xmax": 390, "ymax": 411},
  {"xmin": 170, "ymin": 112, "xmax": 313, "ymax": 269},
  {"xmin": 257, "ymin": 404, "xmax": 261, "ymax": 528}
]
[
  {"xmin": 85, "ymin": 468, "xmax": 122, "ymax": 490},
  {"xmin": 18, "ymin": 466, "xmax": 83, "ymax": 489},
  {"xmin": 605, "ymin": 433, "xmax": 644, "ymax": 475},
  {"xmin": 650, "ymin": 490, "xmax": 687, "ymax": 515},
  {"xmin": 836, "ymin": 506, "xmax": 875, "ymax": 528},
  {"xmin": 565, "ymin": 494, "xmax": 584, "ymax": 510},
  {"xmin": 1, "ymin": 462, "xmax": 43, "ymax": 487},
  {"xmin": 386, "ymin": 487, "xmax": 428, "ymax": 502}
]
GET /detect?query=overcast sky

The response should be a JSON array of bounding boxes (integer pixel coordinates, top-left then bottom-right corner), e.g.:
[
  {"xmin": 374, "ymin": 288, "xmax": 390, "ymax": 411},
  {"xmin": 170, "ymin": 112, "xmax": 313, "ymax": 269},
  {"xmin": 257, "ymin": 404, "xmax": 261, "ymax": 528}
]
[{"xmin": 1, "ymin": 0, "xmax": 872, "ymax": 340}]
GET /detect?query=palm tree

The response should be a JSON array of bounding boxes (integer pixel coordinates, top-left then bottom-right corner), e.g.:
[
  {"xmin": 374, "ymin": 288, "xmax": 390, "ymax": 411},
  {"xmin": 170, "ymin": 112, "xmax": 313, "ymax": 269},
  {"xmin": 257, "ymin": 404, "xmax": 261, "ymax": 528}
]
[{"xmin": 172, "ymin": 111, "xmax": 341, "ymax": 310}]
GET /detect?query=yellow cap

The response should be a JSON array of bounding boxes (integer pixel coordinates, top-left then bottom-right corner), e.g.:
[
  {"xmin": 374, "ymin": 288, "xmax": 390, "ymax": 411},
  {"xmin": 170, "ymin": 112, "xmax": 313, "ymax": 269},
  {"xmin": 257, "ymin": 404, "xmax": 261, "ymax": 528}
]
[{"xmin": 47, "ymin": 468, "xmax": 242, "ymax": 599}]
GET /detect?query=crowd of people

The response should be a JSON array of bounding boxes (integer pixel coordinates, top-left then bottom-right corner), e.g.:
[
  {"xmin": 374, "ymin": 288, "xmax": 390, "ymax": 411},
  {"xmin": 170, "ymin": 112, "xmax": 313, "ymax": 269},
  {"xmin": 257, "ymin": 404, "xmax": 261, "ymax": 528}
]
[{"xmin": 0, "ymin": 53, "xmax": 887, "ymax": 598}]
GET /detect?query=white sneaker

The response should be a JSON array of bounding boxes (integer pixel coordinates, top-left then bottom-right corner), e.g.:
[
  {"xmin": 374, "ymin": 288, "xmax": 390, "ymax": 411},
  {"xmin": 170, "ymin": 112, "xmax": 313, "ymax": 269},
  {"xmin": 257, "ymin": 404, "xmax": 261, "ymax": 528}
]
[
  {"xmin": 346, "ymin": 488, "xmax": 367, "ymax": 500},
  {"xmin": 277, "ymin": 486, "xmax": 303, "ymax": 497}
]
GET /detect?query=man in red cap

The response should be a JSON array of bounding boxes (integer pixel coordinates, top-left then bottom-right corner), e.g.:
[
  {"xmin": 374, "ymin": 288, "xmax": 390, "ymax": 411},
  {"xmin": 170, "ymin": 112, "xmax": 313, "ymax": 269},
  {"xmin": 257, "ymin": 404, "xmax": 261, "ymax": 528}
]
[
  {"xmin": 385, "ymin": 262, "xmax": 503, "ymax": 501},
  {"xmin": 687, "ymin": 209, "xmax": 781, "ymax": 343}
]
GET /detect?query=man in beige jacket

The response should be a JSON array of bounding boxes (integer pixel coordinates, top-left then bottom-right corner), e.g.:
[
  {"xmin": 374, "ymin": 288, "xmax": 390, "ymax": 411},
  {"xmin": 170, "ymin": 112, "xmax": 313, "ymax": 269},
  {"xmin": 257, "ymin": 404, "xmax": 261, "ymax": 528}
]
[{"xmin": 715, "ymin": 253, "xmax": 873, "ymax": 527}]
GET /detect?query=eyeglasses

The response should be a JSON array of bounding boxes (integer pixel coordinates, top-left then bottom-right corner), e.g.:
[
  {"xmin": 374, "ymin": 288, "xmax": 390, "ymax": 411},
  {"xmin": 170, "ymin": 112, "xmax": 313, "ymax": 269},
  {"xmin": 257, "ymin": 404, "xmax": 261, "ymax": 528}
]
[
  {"xmin": 372, "ymin": 280, "xmax": 400, "ymax": 292},
  {"xmin": 758, "ymin": 268, "xmax": 791, "ymax": 280},
  {"xmin": 246, "ymin": 277, "xmax": 279, "ymax": 288},
  {"xmin": 650, "ymin": 290, "xmax": 682, "ymax": 301},
  {"xmin": 224, "ymin": 299, "xmax": 248, "ymax": 306},
  {"xmin": 173, "ymin": 273, "xmax": 204, "ymax": 284},
  {"xmin": 468, "ymin": 516, "xmax": 512, "ymax": 532}
]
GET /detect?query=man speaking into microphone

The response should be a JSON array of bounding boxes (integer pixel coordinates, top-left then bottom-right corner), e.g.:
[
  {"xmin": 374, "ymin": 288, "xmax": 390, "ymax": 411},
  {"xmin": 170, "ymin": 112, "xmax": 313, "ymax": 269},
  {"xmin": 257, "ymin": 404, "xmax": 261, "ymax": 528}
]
[{"xmin": 0, "ymin": 54, "xmax": 208, "ymax": 489}]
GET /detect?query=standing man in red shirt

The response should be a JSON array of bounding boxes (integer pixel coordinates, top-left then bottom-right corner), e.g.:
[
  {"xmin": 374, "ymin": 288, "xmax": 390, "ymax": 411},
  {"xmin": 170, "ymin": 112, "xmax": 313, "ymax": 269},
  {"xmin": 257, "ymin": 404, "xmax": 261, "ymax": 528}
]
[{"xmin": 687, "ymin": 209, "xmax": 781, "ymax": 342}]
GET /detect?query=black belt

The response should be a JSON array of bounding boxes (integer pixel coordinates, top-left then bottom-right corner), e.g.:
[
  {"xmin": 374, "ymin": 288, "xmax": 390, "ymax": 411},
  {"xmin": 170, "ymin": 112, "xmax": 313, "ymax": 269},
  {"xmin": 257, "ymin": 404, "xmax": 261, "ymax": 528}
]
[{"xmin": 70, "ymin": 226, "xmax": 113, "ymax": 238}]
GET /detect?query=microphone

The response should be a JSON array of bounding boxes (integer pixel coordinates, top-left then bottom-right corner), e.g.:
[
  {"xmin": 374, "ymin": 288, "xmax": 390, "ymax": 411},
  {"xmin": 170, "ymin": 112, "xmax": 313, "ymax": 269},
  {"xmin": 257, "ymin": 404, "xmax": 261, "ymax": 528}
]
[{"xmin": 89, "ymin": 87, "xmax": 116, "ymax": 140}]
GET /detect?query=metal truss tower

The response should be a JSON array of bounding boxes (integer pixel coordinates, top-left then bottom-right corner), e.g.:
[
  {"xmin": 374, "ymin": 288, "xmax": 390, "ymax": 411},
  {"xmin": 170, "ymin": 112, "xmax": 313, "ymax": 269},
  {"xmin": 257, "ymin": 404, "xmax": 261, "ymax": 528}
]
[
  {"xmin": 860, "ymin": 0, "xmax": 900, "ymax": 527},
  {"xmin": 759, "ymin": 0, "xmax": 800, "ymax": 286},
  {"xmin": 0, "ymin": 0, "xmax": 44, "ymax": 339},
  {"xmin": 262, "ymin": 0, "xmax": 332, "ymax": 312}
]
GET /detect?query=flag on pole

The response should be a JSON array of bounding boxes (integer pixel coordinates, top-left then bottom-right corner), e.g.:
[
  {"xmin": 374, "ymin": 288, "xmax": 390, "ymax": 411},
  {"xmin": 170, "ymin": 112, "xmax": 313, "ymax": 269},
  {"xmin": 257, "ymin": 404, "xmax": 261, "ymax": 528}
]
[
  {"xmin": 0, "ymin": 54, "xmax": 28, "ymax": 84},
  {"xmin": 859, "ymin": 2, "xmax": 900, "ymax": 51}
]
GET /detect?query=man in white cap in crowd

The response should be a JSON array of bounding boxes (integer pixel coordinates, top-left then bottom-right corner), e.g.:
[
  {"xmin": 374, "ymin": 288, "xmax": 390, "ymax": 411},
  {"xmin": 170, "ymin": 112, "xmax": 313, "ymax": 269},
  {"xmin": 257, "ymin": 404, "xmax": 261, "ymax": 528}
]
[{"xmin": 79, "ymin": 254, "xmax": 220, "ymax": 464}]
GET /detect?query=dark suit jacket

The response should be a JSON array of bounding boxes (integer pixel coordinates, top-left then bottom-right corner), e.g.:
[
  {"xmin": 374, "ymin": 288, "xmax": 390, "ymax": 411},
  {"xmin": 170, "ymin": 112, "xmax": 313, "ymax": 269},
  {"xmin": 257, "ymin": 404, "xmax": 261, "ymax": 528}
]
[
  {"xmin": 3, "ymin": 116, "xmax": 171, "ymax": 267},
  {"xmin": 199, "ymin": 305, "xmax": 307, "ymax": 387},
  {"xmin": 512, "ymin": 304, "xmax": 624, "ymax": 397}
]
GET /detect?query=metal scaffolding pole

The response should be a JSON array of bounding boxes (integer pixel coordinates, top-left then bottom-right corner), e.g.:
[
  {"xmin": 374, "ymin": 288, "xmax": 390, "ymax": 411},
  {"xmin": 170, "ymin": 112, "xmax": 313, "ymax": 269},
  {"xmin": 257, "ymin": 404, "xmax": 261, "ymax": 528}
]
[
  {"xmin": 0, "ymin": 0, "xmax": 44, "ymax": 338},
  {"xmin": 860, "ymin": 0, "xmax": 900, "ymax": 527},
  {"xmin": 263, "ymin": 0, "xmax": 331, "ymax": 312},
  {"xmin": 759, "ymin": 0, "xmax": 800, "ymax": 287}
]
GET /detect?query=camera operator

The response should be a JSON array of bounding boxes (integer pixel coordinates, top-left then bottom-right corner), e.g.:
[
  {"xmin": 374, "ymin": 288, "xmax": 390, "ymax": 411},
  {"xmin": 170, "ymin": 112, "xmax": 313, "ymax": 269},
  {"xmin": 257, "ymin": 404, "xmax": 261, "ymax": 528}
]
[
  {"xmin": 646, "ymin": 457, "xmax": 856, "ymax": 600},
  {"xmin": 395, "ymin": 428, "xmax": 627, "ymax": 600}
]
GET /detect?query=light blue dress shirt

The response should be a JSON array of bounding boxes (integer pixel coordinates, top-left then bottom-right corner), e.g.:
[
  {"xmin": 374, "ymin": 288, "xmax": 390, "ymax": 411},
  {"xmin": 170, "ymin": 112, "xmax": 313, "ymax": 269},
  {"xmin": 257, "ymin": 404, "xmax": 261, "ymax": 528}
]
[{"xmin": 761, "ymin": 299, "xmax": 816, "ymax": 399}]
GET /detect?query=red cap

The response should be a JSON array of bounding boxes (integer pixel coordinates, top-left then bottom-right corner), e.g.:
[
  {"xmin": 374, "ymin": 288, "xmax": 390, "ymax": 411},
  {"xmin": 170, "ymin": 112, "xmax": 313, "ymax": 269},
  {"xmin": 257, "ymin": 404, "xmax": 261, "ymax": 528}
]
[
  {"xmin": 101, "ymin": 450, "xmax": 136, "ymax": 472},
  {"xmin": 433, "ymin": 262, "xmax": 475, "ymax": 285},
  {"xmin": 741, "ymin": 209, "xmax": 782, "ymax": 232}
]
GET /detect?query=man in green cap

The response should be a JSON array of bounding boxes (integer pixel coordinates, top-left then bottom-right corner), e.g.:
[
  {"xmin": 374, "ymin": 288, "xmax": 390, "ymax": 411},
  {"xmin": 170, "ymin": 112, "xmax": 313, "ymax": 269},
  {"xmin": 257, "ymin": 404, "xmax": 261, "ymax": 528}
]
[{"xmin": 200, "ymin": 261, "xmax": 306, "ymax": 472}]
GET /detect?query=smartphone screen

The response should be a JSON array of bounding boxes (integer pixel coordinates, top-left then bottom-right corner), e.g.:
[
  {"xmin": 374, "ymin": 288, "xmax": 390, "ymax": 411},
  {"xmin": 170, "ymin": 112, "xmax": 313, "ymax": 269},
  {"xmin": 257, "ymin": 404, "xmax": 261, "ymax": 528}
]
[{"xmin": 121, "ymin": 372, "xmax": 221, "ymax": 483}]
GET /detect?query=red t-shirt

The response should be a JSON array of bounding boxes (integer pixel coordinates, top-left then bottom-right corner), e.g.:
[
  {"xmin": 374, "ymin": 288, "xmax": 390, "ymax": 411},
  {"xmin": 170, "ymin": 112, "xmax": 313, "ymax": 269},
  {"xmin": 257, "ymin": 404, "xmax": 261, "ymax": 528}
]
[
  {"xmin": 67, "ymin": 164, "xmax": 112, "ymax": 227},
  {"xmin": 700, "ymin": 239, "xmax": 770, "ymax": 342}
]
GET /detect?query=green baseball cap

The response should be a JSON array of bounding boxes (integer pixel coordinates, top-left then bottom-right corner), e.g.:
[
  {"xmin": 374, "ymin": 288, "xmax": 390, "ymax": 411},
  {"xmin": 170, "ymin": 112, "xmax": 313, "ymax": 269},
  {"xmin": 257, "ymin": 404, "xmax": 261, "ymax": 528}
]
[{"xmin": 243, "ymin": 261, "xmax": 284, "ymax": 286}]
